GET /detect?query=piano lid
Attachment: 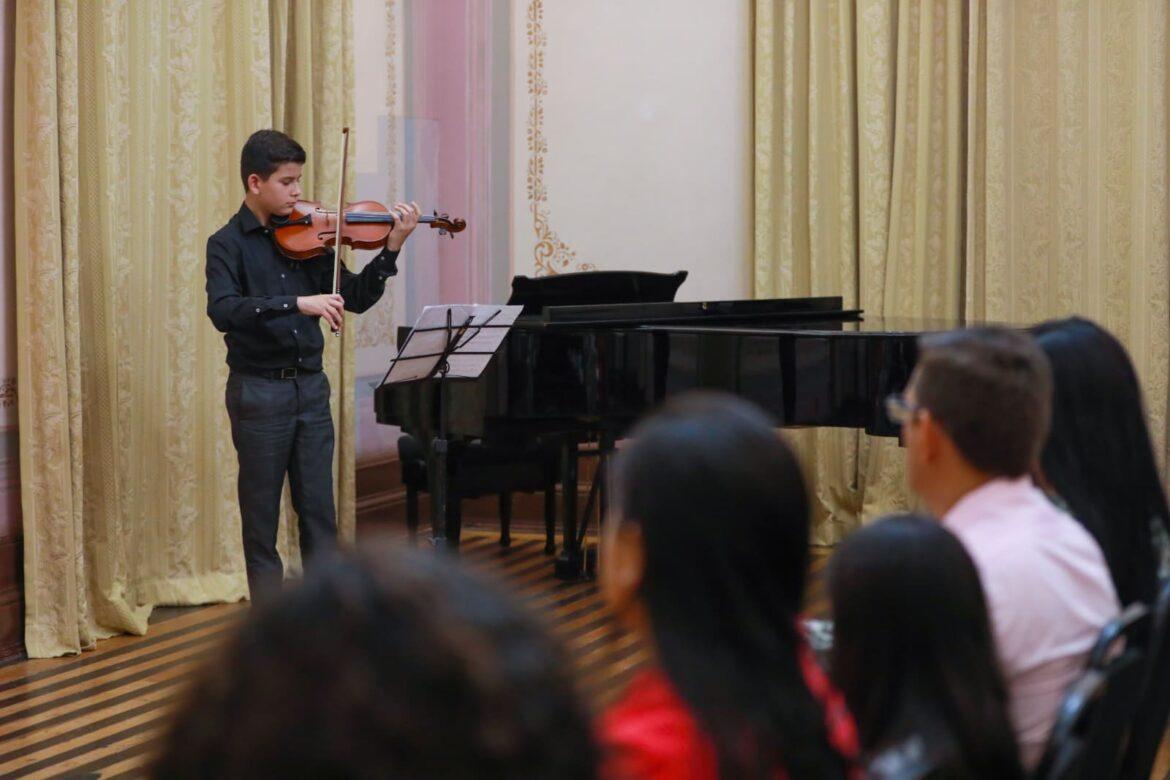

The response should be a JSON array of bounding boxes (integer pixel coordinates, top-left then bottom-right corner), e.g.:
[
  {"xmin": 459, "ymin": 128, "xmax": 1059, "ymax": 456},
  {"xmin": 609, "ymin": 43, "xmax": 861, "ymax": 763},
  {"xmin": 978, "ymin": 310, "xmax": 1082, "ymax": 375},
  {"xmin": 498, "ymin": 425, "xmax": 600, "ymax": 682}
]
[
  {"xmin": 529, "ymin": 296, "xmax": 860, "ymax": 328},
  {"xmin": 507, "ymin": 270, "xmax": 688, "ymax": 317}
]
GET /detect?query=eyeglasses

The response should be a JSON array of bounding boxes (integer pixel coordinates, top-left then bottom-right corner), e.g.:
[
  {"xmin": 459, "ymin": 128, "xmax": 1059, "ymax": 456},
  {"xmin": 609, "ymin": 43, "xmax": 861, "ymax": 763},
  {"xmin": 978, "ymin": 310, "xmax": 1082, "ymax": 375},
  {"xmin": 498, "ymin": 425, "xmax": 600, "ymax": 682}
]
[{"xmin": 884, "ymin": 393, "xmax": 920, "ymax": 426}]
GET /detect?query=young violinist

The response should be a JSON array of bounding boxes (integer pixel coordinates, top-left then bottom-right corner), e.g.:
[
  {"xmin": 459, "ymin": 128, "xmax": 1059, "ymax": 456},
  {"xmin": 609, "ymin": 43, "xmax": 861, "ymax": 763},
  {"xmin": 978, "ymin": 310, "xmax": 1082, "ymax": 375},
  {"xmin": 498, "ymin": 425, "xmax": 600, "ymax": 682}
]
[{"xmin": 205, "ymin": 129, "xmax": 420, "ymax": 604}]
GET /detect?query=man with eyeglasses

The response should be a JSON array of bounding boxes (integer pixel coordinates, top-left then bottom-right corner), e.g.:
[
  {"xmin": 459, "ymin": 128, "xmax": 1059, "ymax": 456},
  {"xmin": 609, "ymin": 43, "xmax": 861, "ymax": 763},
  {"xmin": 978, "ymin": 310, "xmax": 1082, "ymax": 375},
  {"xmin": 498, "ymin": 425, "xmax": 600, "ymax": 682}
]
[{"xmin": 888, "ymin": 327, "xmax": 1117, "ymax": 770}]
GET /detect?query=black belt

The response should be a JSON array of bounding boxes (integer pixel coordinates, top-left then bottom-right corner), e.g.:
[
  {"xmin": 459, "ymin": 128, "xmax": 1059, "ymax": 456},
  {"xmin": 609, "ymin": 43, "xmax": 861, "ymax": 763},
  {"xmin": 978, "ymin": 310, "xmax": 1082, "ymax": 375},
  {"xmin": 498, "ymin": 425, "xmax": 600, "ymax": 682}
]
[{"xmin": 233, "ymin": 366, "xmax": 321, "ymax": 380}]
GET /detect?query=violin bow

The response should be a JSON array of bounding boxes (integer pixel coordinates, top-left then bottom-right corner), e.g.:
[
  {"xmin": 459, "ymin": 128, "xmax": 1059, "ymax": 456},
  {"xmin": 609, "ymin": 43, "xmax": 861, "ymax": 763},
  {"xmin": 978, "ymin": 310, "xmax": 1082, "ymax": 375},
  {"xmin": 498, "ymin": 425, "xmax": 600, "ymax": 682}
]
[{"xmin": 331, "ymin": 126, "xmax": 349, "ymax": 336}]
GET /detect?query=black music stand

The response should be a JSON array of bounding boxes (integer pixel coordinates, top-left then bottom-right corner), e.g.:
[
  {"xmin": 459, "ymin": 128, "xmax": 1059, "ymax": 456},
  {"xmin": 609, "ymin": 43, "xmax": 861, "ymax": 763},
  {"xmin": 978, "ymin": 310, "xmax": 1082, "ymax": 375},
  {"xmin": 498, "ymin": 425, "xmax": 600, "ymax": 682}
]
[{"xmin": 381, "ymin": 304, "xmax": 522, "ymax": 547}]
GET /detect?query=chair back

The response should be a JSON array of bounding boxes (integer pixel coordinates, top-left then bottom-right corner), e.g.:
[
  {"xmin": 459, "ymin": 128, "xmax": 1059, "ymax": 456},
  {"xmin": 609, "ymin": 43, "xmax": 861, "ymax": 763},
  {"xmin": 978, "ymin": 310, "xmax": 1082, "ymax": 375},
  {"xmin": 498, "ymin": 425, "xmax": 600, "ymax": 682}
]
[
  {"xmin": 1038, "ymin": 605, "xmax": 1150, "ymax": 780},
  {"xmin": 1119, "ymin": 578, "xmax": 1170, "ymax": 780},
  {"xmin": 1087, "ymin": 602, "xmax": 1151, "ymax": 669},
  {"xmin": 1036, "ymin": 669, "xmax": 1107, "ymax": 780}
]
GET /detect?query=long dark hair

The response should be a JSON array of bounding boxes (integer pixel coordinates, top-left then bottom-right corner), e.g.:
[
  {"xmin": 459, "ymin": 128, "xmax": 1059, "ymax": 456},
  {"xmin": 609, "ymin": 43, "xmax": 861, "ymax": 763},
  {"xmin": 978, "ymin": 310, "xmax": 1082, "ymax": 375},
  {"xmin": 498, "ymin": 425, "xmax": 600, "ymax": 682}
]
[
  {"xmin": 151, "ymin": 541, "xmax": 597, "ymax": 779},
  {"xmin": 614, "ymin": 392, "xmax": 849, "ymax": 778},
  {"xmin": 1033, "ymin": 317, "xmax": 1170, "ymax": 606},
  {"xmin": 829, "ymin": 515, "xmax": 1024, "ymax": 779}
]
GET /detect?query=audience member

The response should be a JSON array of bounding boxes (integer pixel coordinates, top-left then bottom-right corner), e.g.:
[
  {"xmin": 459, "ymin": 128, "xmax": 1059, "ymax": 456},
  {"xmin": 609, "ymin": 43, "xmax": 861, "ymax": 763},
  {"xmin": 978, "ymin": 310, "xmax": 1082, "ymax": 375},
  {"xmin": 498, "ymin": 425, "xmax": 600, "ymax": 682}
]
[
  {"xmin": 598, "ymin": 392, "xmax": 858, "ymax": 779},
  {"xmin": 888, "ymin": 327, "xmax": 1118, "ymax": 768},
  {"xmin": 830, "ymin": 514, "xmax": 1025, "ymax": 779},
  {"xmin": 151, "ymin": 542, "xmax": 597, "ymax": 780},
  {"xmin": 1033, "ymin": 316, "xmax": 1170, "ymax": 605}
]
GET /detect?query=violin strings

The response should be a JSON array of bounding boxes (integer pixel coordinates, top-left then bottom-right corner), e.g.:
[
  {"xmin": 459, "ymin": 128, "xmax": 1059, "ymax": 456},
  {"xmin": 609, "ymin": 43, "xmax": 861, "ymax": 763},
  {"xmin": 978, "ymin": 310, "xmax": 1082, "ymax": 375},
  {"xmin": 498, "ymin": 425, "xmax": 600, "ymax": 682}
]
[{"xmin": 343, "ymin": 212, "xmax": 436, "ymax": 223}]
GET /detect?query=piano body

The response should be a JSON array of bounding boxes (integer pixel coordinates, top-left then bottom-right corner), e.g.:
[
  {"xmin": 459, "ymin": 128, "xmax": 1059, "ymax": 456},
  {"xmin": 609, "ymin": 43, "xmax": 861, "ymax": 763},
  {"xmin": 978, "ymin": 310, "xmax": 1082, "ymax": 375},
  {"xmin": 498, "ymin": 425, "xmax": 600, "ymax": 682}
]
[{"xmin": 374, "ymin": 271, "xmax": 958, "ymax": 579}]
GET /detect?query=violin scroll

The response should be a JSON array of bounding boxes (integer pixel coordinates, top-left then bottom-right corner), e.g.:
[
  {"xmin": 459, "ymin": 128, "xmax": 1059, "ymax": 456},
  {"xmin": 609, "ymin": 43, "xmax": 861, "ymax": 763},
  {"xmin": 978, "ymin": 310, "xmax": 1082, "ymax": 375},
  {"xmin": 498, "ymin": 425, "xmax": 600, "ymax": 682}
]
[{"xmin": 428, "ymin": 211, "xmax": 467, "ymax": 239}]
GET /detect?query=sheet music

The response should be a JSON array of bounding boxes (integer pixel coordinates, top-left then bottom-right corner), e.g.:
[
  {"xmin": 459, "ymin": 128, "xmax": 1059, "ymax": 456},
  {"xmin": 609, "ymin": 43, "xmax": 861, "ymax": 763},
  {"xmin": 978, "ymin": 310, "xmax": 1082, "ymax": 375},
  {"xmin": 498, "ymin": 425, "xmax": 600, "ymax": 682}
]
[{"xmin": 385, "ymin": 304, "xmax": 522, "ymax": 383}]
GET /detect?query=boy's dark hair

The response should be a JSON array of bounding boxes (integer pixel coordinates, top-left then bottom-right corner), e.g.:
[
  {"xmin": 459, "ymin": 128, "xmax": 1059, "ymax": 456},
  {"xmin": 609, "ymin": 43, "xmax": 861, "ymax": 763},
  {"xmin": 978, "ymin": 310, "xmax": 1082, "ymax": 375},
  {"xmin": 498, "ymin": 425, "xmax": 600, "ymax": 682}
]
[
  {"xmin": 239, "ymin": 129, "xmax": 305, "ymax": 190},
  {"xmin": 914, "ymin": 327, "xmax": 1052, "ymax": 477}
]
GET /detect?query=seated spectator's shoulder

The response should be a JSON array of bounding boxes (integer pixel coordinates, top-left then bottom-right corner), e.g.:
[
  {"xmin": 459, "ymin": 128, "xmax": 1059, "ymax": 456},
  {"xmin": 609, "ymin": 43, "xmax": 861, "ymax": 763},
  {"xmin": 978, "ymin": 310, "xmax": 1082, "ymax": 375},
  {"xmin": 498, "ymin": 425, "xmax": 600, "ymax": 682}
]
[{"xmin": 599, "ymin": 670, "xmax": 716, "ymax": 780}]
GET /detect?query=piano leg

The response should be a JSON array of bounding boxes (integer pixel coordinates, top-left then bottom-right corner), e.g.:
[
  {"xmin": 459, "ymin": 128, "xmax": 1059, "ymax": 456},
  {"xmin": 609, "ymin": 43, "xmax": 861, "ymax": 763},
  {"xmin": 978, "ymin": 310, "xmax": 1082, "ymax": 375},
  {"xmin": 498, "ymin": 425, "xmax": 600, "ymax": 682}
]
[
  {"xmin": 585, "ymin": 435, "xmax": 614, "ymax": 578},
  {"xmin": 405, "ymin": 483, "xmax": 419, "ymax": 542},
  {"xmin": 447, "ymin": 492, "xmax": 463, "ymax": 544},
  {"xmin": 429, "ymin": 436, "xmax": 455, "ymax": 550},
  {"xmin": 543, "ymin": 486, "xmax": 557, "ymax": 554},
  {"xmin": 598, "ymin": 434, "xmax": 613, "ymax": 524},
  {"xmin": 499, "ymin": 493, "xmax": 512, "ymax": 547},
  {"xmin": 554, "ymin": 439, "xmax": 585, "ymax": 580}
]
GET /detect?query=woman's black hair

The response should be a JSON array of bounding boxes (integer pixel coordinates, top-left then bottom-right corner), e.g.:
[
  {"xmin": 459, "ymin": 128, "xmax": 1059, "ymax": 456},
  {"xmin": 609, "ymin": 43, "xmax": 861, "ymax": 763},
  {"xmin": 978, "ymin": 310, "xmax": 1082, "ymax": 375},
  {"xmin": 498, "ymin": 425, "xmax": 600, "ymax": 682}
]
[
  {"xmin": 1033, "ymin": 316, "xmax": 1170, "ymax": 606},
  {"xmin": 829, "ymin": 514, "xmax": 1024, "ymax": 779},
  {"xmin": 614, "ymin": 392, "xmax": 849, "ymax": 778},
  {"xmin": 151, "ymin": 541, "xmax": 597, "ymax": 780}
]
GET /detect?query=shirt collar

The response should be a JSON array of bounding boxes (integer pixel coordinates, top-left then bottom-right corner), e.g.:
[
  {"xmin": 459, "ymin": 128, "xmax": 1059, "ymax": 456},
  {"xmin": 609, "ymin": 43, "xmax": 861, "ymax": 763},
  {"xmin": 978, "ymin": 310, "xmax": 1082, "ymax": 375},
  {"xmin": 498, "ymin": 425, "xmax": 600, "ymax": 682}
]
[
  {"xmin": 236, "ymin": 202, "xmax": 267, "ymax": 234},
  {"xmin": 942, "ymin": 475, "xmax": 1035, "ymax": 530}
]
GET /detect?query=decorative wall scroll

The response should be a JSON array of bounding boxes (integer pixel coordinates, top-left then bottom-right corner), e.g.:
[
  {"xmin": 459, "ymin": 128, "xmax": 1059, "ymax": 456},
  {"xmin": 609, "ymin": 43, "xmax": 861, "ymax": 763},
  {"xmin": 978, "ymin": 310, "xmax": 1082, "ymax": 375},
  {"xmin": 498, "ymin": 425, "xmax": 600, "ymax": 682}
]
[{"xmin": 526, "ymin": 0, "xmax": 592, "ymax": 276}]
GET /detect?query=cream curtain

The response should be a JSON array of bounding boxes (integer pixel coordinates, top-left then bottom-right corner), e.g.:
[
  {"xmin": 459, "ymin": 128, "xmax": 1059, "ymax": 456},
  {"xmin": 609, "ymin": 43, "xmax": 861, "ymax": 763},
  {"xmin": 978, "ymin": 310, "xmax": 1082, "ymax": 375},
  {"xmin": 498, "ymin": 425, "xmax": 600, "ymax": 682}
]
[
  {"xmin": 15, "ymin": 0, "xmax": 356, "ymax": 658},
  {"xmin": 755, "ymin": 0, "xmax": 1170, "ymax": 542}
]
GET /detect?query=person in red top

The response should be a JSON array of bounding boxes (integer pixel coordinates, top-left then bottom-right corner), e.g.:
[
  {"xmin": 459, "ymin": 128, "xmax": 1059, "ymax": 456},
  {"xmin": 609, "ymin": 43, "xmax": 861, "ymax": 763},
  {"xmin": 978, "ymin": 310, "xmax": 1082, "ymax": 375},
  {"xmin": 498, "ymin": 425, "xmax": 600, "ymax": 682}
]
[{"xmin": 598, "ymin": 393, "xmax": 860, "ymax": 779}]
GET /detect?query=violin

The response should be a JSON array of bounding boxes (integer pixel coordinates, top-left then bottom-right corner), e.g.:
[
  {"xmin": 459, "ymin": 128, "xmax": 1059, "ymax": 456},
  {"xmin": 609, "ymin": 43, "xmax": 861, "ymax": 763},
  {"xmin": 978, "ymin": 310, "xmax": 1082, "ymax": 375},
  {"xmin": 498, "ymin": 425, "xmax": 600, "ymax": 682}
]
[
  {"xmin": 273, "ymin": 200, "xmax": 467, "ymax": 260},
  {"xmin": 287, "ymin": 126, "xmax": 463, "ymax": 337}
]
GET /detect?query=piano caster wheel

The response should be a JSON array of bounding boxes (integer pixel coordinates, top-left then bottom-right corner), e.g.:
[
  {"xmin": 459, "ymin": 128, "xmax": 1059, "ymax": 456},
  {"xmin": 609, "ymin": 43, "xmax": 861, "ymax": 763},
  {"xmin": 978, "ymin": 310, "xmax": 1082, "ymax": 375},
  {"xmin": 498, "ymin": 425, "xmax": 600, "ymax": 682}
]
[
  {"xmin": 544, "ymin": 539, "xmax": 556, "ymax": 555},
  {"xmin": 553, "ymin": 548, "xmax": 596, "ymax": 581},
  {"xmin": 429, "ymin": 535, "xmax": 459, "ymax": 552},
  {"xmin": 499, "ymin": 534, "xmax": 512, "ymax": 548},
  {"xmin": 554, "ymin": 552, "xmax": 587, "ymax": 581}
]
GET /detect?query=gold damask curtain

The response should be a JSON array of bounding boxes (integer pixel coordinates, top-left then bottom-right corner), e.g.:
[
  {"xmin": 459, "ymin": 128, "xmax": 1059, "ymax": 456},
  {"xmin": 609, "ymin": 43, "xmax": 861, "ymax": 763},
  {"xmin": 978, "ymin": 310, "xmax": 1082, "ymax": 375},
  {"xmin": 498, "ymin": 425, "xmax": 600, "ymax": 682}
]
[
  {"xmin": 755, "ymin": 0, "xmax": 1170, "ymax": 542},
  {"xmin": 14, "ymin": 0, "xmax": 356, "ymax": 658}
]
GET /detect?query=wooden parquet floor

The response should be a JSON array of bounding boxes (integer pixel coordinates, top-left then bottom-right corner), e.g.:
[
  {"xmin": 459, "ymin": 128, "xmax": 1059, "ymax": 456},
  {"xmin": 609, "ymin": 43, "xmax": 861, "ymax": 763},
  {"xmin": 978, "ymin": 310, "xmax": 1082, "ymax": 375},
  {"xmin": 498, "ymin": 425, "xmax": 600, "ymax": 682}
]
[
  {"xmin": 0, "ymin": 530, "xmax": 737, "ymax": 779},
  {"xmin": 0, "ymin": 529, "xmax": 1161, "ymax": 779}
]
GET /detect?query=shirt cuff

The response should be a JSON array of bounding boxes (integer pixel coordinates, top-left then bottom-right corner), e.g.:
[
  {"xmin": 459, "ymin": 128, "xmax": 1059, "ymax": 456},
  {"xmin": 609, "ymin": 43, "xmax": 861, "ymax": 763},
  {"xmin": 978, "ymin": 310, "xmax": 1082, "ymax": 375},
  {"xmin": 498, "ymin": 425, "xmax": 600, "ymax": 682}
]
[
  {"xmin": 372, "ymin": 248, "xmax": 400, "ymax": 280},
  {"xmin": 256, "ymin": 296, "xmax": 298, "ymax": 316}
]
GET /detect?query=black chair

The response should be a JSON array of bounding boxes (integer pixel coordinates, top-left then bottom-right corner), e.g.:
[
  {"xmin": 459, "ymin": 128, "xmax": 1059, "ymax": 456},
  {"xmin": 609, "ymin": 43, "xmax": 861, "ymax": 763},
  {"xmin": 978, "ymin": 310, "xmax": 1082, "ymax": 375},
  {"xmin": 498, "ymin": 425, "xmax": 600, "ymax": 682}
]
[
  {"xmin": 398, "ymin": 434, "xmax": 558, "ymax": 552},
  {"xmin": 1087, "ymin": 602, "xmax": 1152, "ymax": 668},
  {"xmin": 1118, "ymin": 578, "xmax": 1170, "ymax": 780},
  {"xmin": 1036, "ymin": 669, "xmax": 1108, "ymax": 780},
  {"xmin": 1036, "ymin": 604, "xmax": 1151, "ymax": 780}
]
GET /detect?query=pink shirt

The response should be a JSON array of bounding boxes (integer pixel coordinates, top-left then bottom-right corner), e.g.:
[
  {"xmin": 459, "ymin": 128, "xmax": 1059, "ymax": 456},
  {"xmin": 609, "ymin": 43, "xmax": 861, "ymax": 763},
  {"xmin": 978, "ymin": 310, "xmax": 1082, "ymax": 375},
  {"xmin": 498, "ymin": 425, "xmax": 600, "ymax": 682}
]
[{"xmin": 942, "ymin": 476, "xmax": 1119, "ymax": 770}]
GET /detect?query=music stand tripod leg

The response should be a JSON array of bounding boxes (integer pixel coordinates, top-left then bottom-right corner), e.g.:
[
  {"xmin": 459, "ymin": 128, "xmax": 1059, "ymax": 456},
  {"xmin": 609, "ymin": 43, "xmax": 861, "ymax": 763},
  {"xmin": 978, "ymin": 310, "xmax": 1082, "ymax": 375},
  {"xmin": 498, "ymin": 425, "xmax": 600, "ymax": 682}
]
[{"xmin": 428, "ymin": 310, "xmax": 462, "ymax": 551}]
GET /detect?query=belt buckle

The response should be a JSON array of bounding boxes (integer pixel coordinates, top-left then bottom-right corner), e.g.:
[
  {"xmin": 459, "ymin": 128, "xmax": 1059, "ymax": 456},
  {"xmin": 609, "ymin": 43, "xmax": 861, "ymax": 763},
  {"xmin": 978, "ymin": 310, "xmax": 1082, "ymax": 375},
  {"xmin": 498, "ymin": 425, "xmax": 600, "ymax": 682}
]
[{"xmin": 279, "ymin": 367, "xmax": 297, "ymax": 379}]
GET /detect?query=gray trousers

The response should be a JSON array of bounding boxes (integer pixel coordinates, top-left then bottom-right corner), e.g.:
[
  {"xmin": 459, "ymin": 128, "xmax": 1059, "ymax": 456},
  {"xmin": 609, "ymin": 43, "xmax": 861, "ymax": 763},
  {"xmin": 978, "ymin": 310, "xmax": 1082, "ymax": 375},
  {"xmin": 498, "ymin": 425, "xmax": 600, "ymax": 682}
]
[{"xmin": 225, "ymin": 370, "xmax": 336, "ymax": 604}]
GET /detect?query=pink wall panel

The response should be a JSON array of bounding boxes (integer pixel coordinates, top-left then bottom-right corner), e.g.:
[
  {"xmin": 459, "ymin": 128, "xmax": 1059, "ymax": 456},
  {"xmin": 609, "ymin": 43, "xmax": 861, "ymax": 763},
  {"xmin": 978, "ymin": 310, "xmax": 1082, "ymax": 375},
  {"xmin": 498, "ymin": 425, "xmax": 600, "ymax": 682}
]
[{"xmin": 409, "ymin": 0, "xmax": 494, "ymax": 305}]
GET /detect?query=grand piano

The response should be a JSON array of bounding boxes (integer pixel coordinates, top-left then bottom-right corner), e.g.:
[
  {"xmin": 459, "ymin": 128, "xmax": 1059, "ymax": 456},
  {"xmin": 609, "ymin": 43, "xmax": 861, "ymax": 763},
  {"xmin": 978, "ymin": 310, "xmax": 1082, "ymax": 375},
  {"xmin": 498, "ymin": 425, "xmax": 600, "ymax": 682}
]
[{"xmin": 375, "ymin": 270, "xmax": 953, "ymax": 578}]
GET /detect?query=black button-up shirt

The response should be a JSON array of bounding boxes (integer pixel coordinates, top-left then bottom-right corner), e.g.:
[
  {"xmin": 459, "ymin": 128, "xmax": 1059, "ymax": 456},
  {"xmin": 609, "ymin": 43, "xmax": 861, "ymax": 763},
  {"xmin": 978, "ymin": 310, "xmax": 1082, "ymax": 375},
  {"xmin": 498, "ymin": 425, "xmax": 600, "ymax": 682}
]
[{"xmin": 206, "ymin": 203, "xmax": 399, "ymax": 372}]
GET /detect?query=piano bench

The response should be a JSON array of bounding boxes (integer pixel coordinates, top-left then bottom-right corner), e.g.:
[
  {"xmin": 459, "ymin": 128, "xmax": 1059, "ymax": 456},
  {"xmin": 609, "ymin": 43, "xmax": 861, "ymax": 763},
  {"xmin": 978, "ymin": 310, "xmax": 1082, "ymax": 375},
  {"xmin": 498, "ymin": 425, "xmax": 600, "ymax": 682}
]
[{"xmin": 397, "ymin": 435, "xmax": 559, "ymax": 552}]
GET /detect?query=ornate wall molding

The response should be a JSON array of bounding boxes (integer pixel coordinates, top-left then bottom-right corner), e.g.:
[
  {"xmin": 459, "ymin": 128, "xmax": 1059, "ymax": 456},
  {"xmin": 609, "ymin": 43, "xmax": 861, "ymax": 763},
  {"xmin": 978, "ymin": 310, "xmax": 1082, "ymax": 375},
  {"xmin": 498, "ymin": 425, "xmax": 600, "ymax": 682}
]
[
  {"xmin": 525, "ymin": 0, "xmax": 592, "ymax": 276},
  {"xmin": 385, "ymin": 0, "xmax": 397, "ymax": 202},
  {"xmin": 0, "ymin": 378, "xmax": 14, "ymax": 410}
]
